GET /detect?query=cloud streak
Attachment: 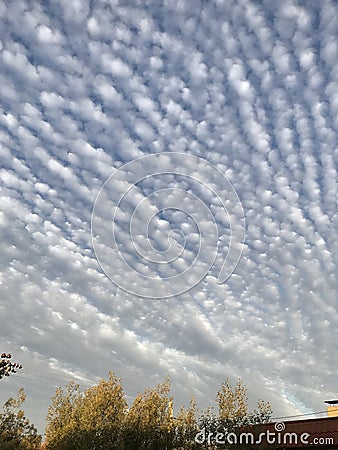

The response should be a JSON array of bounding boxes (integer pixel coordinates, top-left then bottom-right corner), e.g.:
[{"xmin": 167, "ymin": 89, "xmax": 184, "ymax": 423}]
[{"xmin": 0, "ymin": 0, "xmax": 337, "ymax": 433}]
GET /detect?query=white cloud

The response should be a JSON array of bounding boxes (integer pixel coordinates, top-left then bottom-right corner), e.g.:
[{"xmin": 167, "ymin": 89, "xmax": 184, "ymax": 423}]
[{"xmin": 0, "ymin": 0, "xmax": 338, "ymax": 435}]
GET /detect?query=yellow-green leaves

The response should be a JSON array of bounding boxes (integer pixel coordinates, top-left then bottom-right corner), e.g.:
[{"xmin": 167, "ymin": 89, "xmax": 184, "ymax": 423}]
[
  {"xmin": 45, "ymin": 381, "xmax": 82, "ymax": 450},
  {"xmin": 44, "ymin": 374, "xmax": 272, "ymax": 449},
  {"xmin": 216, "ymin": 378, "xmax": 248, "ymax": 421},
  {"xmin": 124, "ymin": 377, "xmax": 174, "ymax": 450},
  {"xmin": 175, "ymin": 396, "xmax": 198, "ymax": 449},
  {"xmin": 45, "ymin": 373, "xmax": 126, "ymax": 450},
  {"xmin": 0, "ymin": 388, "xmax": 41, "ymax": 450}
]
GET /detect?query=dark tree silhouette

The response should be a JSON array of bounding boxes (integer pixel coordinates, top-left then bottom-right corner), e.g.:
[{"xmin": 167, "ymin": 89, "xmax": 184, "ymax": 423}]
[{"xmin": 0, "ymin": 354, "xmax": 22, "ymax": 380}]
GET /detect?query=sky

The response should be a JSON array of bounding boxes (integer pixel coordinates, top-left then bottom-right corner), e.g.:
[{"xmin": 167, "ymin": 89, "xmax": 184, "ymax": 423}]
[{"xmin": 0, "ymin": 0, "xmax": 338, "ymax": 436}]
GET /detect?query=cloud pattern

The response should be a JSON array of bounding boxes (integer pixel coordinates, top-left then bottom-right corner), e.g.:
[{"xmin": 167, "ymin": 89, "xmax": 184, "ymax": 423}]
[{"xmin": 0, "ymin": 0, "xmax": 337, "ymax": 432}]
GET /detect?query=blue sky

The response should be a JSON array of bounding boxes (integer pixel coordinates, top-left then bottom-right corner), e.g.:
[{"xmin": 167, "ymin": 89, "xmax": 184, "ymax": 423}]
[{"xmin": 0, "ymin": 0, "xmax": 337, "ymax": 434}]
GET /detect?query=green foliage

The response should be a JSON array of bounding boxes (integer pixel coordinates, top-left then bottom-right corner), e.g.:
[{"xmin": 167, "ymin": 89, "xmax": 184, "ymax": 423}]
[
  {"xmin": 80, "ymin": 372, "xmax": 127, "ymax": 449},
  {"xmin": 0, "ymin": 388, "xmax": 41, "ymax": 450},
  {"xmin": 45, "ymin": 374, "xmax": 272, "ymax": 450},
  {"xmin": 216, "ymin": 378, "xmax": 272, "ymax": 426},
  {"xmin": 217, "ymin": 378, "xmax": 248, "ymax": 422},
  {"xmin": 174, "ymin": 396, "xmax": 199, "ymax": 449},
  {"xmin": 209, "ymin": 378, "xmax": 273, "ymax": 449},
  {"xmin": 45, "ymin": 380, "xmax": 83, "ymax": 449},
  {"xmin": 123, "ymin": 376, "xmax": 174, "ymax": 450},
  {"xmin": 45, "ymin": 372, "xmax": 127, "ymax": 450}
]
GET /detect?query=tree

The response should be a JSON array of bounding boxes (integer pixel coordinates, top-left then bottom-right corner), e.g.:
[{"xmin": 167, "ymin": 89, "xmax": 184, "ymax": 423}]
[
  {"xmin": 45, "ymin": 372, "xmax": 127, "ymax": 450},
  {"xmin": 124, "ymin": 377, "xmax": 174, "ymax": 450},
  {"xmin": 45, "ymin": 380, "xmax": 83, "ymax": 450},
  {"xmin": 196, "ymin": 405, "xmax": 219, "ymax": 449},
  {"xmin": 79, "ymin": 371, "xmax": 127, "ymax": 449},
  {"xmin": 211, "ymin": 378, "xmax": 272, "ymax": 449},
  {"xmin": 174, "ymin": 396, "xmax": 199, "ymax": 450},
  {"xmin": 44, "ymin": 373, "xmax": 272, "ymax": 449},
  {"xmin": 0, "ymin": 388, "xmax": 41, "ymax": 450},
  {"xmin": 217, "ymin": 378, "xmax": 272, "ymax": 426},
  {"xmin": 0, "ymin": 353, "xmax": 22, "ymax": 380},
  {"xmin": 217, "ymin": 378, "xmax": 249, "ymax": 422}
]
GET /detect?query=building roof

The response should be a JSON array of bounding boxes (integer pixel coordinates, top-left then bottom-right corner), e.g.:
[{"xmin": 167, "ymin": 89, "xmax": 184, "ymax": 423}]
[{"xmin": 251, "ymin": 416, "xmax": 338, "ymax": 449}]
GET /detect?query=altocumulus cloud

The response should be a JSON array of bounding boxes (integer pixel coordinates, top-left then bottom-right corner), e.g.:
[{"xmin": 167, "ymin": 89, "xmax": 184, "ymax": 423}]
[{"xmin": 0, "ymin": 0, "xmax": 338, "ymax": 433}]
